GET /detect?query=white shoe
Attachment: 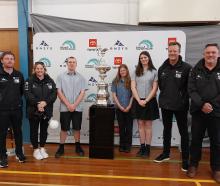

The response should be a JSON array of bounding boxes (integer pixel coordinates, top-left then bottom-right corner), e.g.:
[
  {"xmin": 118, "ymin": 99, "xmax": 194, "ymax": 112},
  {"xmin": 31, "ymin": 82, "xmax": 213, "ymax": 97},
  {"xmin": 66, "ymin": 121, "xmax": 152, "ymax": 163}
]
[
  {"xmin": 33, "ymin": 149, "xmax": 43, "ymax": 160},
  {"xmin": 40, "ymin": 147, "xmax": 49, "ymax": 159}
]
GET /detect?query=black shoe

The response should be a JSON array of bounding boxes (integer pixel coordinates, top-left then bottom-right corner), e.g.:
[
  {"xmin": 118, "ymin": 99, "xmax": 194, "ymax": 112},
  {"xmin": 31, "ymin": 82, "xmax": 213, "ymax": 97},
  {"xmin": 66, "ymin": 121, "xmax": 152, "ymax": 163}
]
[
  {"xmin": 124, "ymin": 146, "xmax": 131, "ymax": 153},
  {"xmin": 136, "ymin": 147, "xmax": 147, "ymax": 157},
  {"xmin": 154, "ymin": 153, "xmax": 170, "ymax": 163},
  {"xmin": 145, "ymin": 145, "xmax": 150, "ymax": 157},
  {"xmin": 55, "ymin": 146, "xmax": 64, "ymax": 158},
  {"xmin": 181, "ymin": 160, "xmax": 189, "ymax": 172},
  {"xmin": 187, "ymin": 166, "xmax": 197, "ymax": 178},
  {"xmin": 75, "ymin": 146, "xmax": 84, "ymax": 157},
  {"xmin": 16, "ymin": 153, "xmax": 26, "ymax": 163},
  {"xmin": 119, "ymin": 146, "xmax": 125, "ymax": 152},
  {"xmin": 0, "ymin": 156, "xmax": 8, "ymax": 168},
  {"xmin": 212, "ymin": 171, "xmax": 220, "ymax": 183}
]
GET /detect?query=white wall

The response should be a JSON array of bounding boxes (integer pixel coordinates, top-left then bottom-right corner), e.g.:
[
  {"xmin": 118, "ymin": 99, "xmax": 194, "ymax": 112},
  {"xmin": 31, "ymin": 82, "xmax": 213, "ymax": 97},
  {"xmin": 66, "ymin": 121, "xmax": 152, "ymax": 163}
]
[
  {"xmin": 31, "ymin": 0, "xmax": 139, "ymax": 25},
  {"xmin": 0, "ymin": 0, "xmax": 18, "ymax": 28},
  {"xmin": 1, "ymin": 0, "xmax": 220, "ymax": 29},
  {"xmin": 139, "ymin": 0, "xmax": 220, "ymax": 23}
]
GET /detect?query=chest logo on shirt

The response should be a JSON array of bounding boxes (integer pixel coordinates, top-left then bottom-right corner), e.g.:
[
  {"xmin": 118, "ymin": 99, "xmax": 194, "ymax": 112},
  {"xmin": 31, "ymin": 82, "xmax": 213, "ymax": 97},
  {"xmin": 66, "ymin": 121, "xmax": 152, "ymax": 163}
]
[
  {"xmin": 161, "ymin": 72, "xmax": 166, "ymax": 77},
  {"xmin": 196, "ymin": 74, "xmax": 202, "ymax": 79},
  {"xmin": 13, "ymin": 77, "xmax": 20, "ymax": 84},
  {"xmin": 47, "ymin": 83, "xmax": 52, "ymax": 89},
  {"xmin": 175, "ymin": 71, "xmax": 182, "ymax": 78},
  {"xmin": 216, "ymin": 73, "xmax": 220, "ymax": 80}
]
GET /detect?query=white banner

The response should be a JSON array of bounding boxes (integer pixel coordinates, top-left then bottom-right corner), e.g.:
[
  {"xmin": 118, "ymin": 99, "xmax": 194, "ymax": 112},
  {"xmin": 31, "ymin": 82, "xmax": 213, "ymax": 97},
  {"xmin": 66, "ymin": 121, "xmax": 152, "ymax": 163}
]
[{"xmin": 33, "ymin": 31, "xmax": 186, "ymax": 146}]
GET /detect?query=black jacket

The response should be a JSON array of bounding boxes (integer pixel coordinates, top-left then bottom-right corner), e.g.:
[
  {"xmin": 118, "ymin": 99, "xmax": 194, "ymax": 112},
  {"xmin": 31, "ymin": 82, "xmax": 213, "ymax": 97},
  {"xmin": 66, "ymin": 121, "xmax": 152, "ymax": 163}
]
[
  {"xmin": 188, "ymin": 58, "xmax": 220, "ymax": 117},
  {"xmin": 24, "ymin": 74, "xmax": 57, "ymax": 119},
  {"xmin": 0, "ymin": 67, "xmax": 24, "ymax": 111},
  {"xmin": 158, "ymin": 56, "xmax": 192, "ymax": 111}
]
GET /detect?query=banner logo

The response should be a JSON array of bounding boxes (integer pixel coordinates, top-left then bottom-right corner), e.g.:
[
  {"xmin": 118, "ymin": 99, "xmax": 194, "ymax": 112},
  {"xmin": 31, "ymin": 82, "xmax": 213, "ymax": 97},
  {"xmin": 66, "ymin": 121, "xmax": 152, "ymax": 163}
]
[
  {"xmin": 60, "ymin": 40, "xmax": 76, "ymax": 50},
  {"xmin": 168, "ymin": 38, "xmax": 177, "ymax": 44},
  {"xmin": 110, "ymin": 40, "xmax": 128, "ymax": 51},
  {"xmin": 136, "ymin": 40, "xmax": 153, "ymax": 50},
  {"xmin": 114, "ymin": 57, "xmax": 122, "ymax": 65},
  {"xmin": 87, "ymin": 39, "xmax": 98, "ymax": 51},
  {"xmin": 59, "ymin": 58, "xmax": 68, "ymax": 68},
  {"xmin": 38, "ymin": 57, "xmax": 51, "ymax": 67},
  {"xmin": 89, "ymin": 39, "xmax": 97, "ymax": 47},
  {"xmin": 88, "ymin": 77, "xmax": 98, "ymax": 86},
  {"xmin": 85, "ymin": 93, "xmax": 96, "ymax": 102},
  {"xmin": 35, "ymin": 40, "xmax": 52, "ymax": 50},
  {"xmin": 85, "ymin": 58, "xmax": 99, "ymax": 68}
]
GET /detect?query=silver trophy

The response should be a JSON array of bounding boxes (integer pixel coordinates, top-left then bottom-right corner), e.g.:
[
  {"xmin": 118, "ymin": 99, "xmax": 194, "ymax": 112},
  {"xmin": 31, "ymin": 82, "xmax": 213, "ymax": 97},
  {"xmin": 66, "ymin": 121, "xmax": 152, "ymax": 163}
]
[{"xmin": 95, "ymin": 47, "xmax": 111, "ymax": 106}]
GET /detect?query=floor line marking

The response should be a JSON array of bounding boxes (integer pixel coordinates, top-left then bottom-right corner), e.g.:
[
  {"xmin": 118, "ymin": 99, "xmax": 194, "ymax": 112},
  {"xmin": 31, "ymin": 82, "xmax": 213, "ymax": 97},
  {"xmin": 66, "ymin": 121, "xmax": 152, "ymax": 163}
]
[
  {"xmin": 195, "ymin": 181, "xmax": 202, "ymax": 186},
  {"xmin": 0, "ymin": 182, "xmax": 78, "ymax": 186},
  {"xmin": 0, "ymin": 170, "xmax": 215, "ymax": 184}
]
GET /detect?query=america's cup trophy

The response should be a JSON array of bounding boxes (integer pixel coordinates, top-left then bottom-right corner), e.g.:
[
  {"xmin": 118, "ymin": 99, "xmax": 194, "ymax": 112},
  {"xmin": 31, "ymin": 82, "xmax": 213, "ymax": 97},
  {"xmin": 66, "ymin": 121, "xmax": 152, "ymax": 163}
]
[{"xmin": 95, "ymin": 47, "xmax": 111, "ymax": 106}]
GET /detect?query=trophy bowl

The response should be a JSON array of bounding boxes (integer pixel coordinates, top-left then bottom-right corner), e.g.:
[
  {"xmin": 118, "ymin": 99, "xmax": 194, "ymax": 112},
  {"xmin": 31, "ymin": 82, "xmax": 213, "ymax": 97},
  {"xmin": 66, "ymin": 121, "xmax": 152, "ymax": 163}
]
[{"xmin": 95, "ymin": 48, "xmax": 111, "ymax": 106}]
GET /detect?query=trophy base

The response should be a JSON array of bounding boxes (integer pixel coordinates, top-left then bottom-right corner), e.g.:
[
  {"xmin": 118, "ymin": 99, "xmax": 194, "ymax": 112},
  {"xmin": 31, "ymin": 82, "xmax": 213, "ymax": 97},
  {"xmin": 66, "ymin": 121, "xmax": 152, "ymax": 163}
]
[{"xmin": 95, "ymin": 99, "xmax": 112, "ymax": 107}]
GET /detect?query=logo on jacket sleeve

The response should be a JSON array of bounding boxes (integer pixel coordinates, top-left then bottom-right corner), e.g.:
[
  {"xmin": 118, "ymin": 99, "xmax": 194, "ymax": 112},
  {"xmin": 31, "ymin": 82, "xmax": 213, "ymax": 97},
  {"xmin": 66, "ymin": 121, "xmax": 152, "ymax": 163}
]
[{"xmin": 24, "ymin": 82, "xmax": 29, "ymax": 90}]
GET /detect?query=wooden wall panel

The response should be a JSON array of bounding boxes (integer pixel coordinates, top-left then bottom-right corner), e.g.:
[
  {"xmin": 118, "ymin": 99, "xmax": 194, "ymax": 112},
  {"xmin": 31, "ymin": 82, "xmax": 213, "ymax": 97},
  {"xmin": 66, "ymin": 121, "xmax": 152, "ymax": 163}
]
[{"xmin": 0, "ymin": 29, "xmax": 19, "ymax": 69}]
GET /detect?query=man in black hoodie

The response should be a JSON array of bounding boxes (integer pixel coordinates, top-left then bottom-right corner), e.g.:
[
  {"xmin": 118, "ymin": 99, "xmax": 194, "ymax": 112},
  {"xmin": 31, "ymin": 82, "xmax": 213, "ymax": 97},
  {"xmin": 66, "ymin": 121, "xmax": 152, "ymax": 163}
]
[
  {"xmin": 0, "ymin": 51, "xmax": 26, "ymax": 168},
  {"xmin": 187, "ymin": 43, "xmax": 220, "ymax": 183},
  {"xmin": 154, "ymin": 42, "xmax": 191, "ymax": 172}
]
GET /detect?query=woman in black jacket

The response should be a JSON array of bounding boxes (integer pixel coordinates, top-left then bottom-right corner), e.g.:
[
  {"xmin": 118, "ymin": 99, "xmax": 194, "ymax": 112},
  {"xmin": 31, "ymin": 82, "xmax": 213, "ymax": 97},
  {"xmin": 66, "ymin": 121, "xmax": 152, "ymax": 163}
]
[{"xmin": 24, "ymin": 62, "xmax": 57, "ymax": 160}]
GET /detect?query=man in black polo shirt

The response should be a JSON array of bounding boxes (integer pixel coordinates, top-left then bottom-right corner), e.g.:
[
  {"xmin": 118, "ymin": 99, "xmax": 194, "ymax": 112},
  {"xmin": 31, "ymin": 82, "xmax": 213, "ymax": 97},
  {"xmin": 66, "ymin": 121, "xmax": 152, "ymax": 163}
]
[{"xmin": 0, "ymin": 51, "xmax": 26, "ymax": 168}]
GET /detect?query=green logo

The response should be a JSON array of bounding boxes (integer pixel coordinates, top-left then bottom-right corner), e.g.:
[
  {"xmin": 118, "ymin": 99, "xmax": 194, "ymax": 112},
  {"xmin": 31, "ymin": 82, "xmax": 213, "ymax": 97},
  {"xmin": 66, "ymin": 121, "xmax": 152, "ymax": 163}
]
[
  {"xmin": 85, "ymin": 93, "xmax": 96, "ymax": 102},
  {"xmin": 38, "ymin": 58, "xmax": 51, "ymax": 67},
  {"xmin": 60, "ymin": 40, "xmax": 76, "ymax": 50},
  {"xmin": 136, "ymin": 40, "xmax": 153, "ymax": 50},
  {"xmin": 85, "ymin": 58, "xmax": 99, "ymax": 68}
]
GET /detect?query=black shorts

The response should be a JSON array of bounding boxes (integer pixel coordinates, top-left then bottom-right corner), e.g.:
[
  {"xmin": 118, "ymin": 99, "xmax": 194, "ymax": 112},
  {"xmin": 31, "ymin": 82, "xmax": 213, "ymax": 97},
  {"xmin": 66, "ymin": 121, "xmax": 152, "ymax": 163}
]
[
  {"xmin": 131, "ymin": 97, "xmax": 159, "ymax": 120},
  {"xmin": 60, "ymin": 111, "xmax": 82, "ymax": 131}
]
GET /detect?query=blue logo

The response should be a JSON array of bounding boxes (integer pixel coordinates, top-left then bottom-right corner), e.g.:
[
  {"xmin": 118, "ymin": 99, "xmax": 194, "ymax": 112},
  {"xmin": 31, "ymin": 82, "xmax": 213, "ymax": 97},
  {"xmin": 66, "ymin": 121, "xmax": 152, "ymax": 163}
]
[
  {"xmin": 88, "ymin": 77, "xmax": 98, "ymax": 86},
  {"xmin": 85, "ymin": 93, "xmax": 96, "ymax": 103},
  {"xmin": 85, "ymin": 58, "xmax": 99, "ymax": 68},
  {"xmin": 110, "ymin": 40, "xmax": 128, "ymax": 51},
  {"xmin": 136, "ymin": 40, "xmax": 153, "ymax": 50},
  {"xmin": 38, "ymin": 58, "xmax": 51, "ymax": 67},
  {"xmin": 35, "ymin": 40, "xmax": 52, "ymax": 50},
  {"xmin": 60, "ymin": 40, "xmax": 76, "ymax": 50}
]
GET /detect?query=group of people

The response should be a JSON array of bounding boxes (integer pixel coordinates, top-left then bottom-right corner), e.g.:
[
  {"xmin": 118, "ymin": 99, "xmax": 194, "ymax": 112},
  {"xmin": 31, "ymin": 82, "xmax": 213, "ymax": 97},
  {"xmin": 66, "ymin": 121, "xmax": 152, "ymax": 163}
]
[
  {"xmin": 111, "ymin": 42, "xmax": 220, "ymax": 183},
  {"xmin": 0, "ymin": 41, "xmax": 219, "ymax": 183},
  {"xmin": 0, "ymin": 54, "xmax": 87, "ymax": 165}
]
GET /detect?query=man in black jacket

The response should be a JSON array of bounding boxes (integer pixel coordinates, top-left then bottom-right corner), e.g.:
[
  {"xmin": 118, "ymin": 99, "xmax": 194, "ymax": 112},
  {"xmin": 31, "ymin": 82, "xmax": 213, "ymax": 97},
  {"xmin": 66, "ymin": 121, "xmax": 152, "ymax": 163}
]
[
  {"xmin": 154, "ymin": 42, "xmax": 191, "ymax": 172},
  {"xmin": 187, "ymin": 43, "xmax": 220, "ymax": 183},
  {"xmin": 0, "ymin": 51, "xmax": 26, "ymax": 168}
]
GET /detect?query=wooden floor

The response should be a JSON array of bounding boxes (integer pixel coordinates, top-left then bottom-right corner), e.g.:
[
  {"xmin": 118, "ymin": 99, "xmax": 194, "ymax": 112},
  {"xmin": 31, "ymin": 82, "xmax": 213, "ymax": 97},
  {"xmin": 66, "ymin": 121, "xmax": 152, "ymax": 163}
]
[{"xmin": 0, "ymin": 144, "xmax": 218, "ymax": 186}]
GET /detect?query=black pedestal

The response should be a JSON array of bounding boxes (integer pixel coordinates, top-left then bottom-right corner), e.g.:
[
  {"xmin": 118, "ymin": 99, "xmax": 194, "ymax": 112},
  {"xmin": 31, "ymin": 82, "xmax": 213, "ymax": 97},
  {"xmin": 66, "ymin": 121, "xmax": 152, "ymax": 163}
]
[{"xmin": 89, "ymin": 104, "xmax": 115, "ymax": 159}]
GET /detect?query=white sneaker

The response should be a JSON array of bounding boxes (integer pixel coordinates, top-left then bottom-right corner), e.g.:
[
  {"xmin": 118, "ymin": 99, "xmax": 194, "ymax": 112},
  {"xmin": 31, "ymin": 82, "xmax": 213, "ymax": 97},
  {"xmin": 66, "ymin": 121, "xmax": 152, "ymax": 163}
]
[
  {"xmin": 33, "ymin": 149, "xmax": 43, "ymax": 160},
  {"xmin": 40, "ymin": 148, "xmax": 49, "ymax": 159}
]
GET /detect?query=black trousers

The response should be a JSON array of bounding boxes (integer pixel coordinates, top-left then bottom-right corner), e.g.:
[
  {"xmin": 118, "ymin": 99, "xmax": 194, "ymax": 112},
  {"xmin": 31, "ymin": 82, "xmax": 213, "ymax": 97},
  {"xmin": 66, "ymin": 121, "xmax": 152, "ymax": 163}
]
[
  {"xmin": 190, "ymin": 111, "xmax": 220, "ymax": 171},
  {"xmin": 0, "ymin": 109, "xmax": 23, "ymax": 157},
  {"xmin": 29, "ymin": 117, "xmax": 50, "ymax": 149},
  {"xmin": 116, "ymin": 109, "xmax": 133, "ymax": 148},
  {"xmin": 161, "ymin": 109, "xmax": 189, "ymax": 161}
]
